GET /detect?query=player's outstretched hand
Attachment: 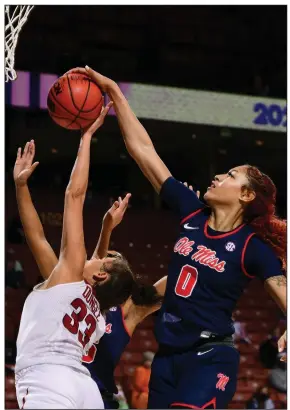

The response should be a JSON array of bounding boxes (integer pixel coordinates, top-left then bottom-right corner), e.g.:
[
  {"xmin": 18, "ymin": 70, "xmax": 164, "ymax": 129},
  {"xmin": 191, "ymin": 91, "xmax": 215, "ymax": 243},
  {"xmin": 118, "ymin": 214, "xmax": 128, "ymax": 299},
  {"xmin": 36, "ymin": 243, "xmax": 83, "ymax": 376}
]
[
  {"xmin": 65, "ymin": 67, "xmax": 116, "ymax": 93},
  {"xmin": 13, "ymin": 140, "xmax": 39, "ymax": 187},
  {"xmin": 82, "ymin": 98, "xmax": 113, "ymax": 137},
  {"xmin": 103, "ymin": 194, "xmax": 131, "ymax": 231},
  {"xmin": 183, "ymin": 182, "xmax": 200, "ymax": 198},
  {"xmin": 278, "ymin": 330, "xmax": 287, "ymax": 362}
]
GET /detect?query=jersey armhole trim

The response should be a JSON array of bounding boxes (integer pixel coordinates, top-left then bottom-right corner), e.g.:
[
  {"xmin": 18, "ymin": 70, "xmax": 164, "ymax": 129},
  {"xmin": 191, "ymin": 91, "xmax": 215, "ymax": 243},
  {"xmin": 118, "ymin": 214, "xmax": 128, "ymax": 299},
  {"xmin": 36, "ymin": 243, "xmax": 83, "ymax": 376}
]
[
  {"xmin": 241, "ymin": 233, "xmax": 256, "ymax": 278},
  {"xmin": 120, "ymin": 306, "xmax": 132, "ymax": 338},
  {"xmin": 180, "ymin": 208, "xmax": 204, "ymax": 225}
]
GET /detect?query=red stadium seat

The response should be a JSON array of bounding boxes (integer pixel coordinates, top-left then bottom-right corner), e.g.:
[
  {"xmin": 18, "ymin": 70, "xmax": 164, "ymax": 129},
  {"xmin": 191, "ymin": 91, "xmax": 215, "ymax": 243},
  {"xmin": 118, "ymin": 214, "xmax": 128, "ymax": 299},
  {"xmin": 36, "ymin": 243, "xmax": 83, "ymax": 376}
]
[
  {"xmin": 5, "ymin": 319, "xmax": 16, "ymax": 342},
  {"xmin": 228, "ymin": 402, "xmax": 246, "ymax": 409},
  {"xmin": 137, "ymin": 337, "xmax": 158, "ymax": 352},
  {"xmin": 121, "ymin": 351, "xmax": 143, "ymax": 364},
  {"xmin": 133, "ymin": 328, "xmax": 154, "ymax": 339},
  {"xmin": 114, "ymin": 365, "xmax": 123, "ymax": 378},
  {"xmin": 123, "ymin": 364, "xmax": 137, "ymax": 377},
  {"xmin": 5, "ymin": 401, "xmax": 19, "ymax": 409}
]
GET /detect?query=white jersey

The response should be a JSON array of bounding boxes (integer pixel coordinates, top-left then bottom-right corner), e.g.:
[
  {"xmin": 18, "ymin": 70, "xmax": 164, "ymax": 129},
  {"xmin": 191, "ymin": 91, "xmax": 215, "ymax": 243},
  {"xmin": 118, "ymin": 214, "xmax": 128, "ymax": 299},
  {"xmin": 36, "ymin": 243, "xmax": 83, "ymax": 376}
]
[{"xmin": 16, "ymin": 280, "xmax": 106, "ymax": 376}]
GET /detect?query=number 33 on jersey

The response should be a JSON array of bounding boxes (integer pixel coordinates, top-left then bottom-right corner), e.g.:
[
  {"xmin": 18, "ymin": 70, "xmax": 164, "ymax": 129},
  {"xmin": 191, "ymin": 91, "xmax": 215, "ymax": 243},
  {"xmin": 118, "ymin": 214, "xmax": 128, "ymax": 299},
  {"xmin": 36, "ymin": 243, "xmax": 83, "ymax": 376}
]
[{"xmin": 62, "ymin": 283, "xmax": 106, "ymax": 353}]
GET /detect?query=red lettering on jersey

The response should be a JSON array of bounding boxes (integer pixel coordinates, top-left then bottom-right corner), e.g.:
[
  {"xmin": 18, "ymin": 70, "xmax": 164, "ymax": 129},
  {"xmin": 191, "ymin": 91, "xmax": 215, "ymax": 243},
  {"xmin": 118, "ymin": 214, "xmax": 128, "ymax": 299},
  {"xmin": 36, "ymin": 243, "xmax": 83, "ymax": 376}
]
[
  {"xmin": 216, "ymin": 373, "xmax": 229, "ymax": 391},
  {"xmin": 191, "ymin": 246, "xmax": 226, "ymax": 272},
  {"xmin": 215, "ymin": 261, "xmax": 226, "ymax": 272},
  {"xmin": 82, "ymin": 285, "xmax": 101, "ymax": 318},
  {"xmin": 105, "ymin": 323, "xmax": 112, "ymax": 334},
  {"xmin": 174, "ymin": 237, "xmax": 195, "ymax": 256},
  {"xmin": 174, "ymin": 239, "xmax": 226, "ymax": 272}
]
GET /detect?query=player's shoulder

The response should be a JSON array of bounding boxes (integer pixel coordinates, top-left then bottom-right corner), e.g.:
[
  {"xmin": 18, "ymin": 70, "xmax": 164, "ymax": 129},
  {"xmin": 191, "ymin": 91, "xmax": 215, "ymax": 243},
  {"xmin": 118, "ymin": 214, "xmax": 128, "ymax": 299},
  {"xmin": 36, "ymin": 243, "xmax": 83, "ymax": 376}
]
[
  {"xmin": 105, "ymin": 305, "xmax": 120, "ymax": 320},
  {"xmin": 180, "ymin": 205, "xmax": 209, "ymax": 225},
  {"xmin": 245, "ymin": 234, "xmax": 274, "ymax": 254},
  {"xmin": 244, "ymin": 233, "xmax": 279, "ymax": 265}
]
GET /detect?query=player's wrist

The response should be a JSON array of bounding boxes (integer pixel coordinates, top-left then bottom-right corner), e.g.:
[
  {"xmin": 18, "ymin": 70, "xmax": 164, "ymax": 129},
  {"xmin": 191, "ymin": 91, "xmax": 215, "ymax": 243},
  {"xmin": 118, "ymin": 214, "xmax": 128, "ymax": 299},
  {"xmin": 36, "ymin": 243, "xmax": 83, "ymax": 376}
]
[
  {"xmin": 107, "ymin": 82, "xmax": 123, "ymax": 99},
  {"xmin": 101, "ymin": 221, "xmax": 114, "ymax": 233},
  {"xmin": 15, "ymin": 180, "xmax": 28, "ymax": 188}
]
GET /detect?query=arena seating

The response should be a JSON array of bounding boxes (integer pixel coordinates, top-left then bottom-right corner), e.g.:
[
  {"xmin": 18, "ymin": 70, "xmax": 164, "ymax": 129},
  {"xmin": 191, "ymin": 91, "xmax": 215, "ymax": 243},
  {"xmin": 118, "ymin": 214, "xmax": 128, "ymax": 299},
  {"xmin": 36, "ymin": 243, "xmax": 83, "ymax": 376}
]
[{"xmin": 5, "ymin": 199, "xmax": 285, "ymax": 408}]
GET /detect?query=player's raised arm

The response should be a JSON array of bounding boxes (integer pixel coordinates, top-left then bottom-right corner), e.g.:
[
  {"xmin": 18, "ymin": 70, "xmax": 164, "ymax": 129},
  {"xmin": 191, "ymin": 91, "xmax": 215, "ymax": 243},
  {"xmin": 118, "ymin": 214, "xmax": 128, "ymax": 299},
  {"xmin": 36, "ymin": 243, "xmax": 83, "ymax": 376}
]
[
  {"xmin": 107, "ymin": 83, "xmax": 171, "ymax": 193},
  {"xmin": 47, "ymin": 102, "xmax": 113, "ymax": 286},
  {"xmin": 67, "ymin": 67, "xmax": 203, "ymax": 218},
  {"xmin": 122, "ymin": 276, "xmax": 167, "ymax": 335},
  {"xmin": 14, "ymin": 140, "xmax": 58, "ymax": 279},
  {"xmin": 67, "ymin": 67, "xmax": 171, "ymax": 193},
  {"xmin": 91, "ymin": 193, "xmax": 131, "ymax": 259}
]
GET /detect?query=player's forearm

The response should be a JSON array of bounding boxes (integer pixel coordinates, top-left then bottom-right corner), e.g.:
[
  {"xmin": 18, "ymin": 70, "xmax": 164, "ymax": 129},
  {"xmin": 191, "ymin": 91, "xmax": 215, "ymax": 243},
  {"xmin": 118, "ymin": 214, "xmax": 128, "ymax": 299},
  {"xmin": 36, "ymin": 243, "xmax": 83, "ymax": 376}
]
[
  {"xmin": 108, "ymin": 84, "xmax": 171, "ymax": 192},
  {"xmin": 66, "ymin": 133, "xmax": 92, "ymax": 198},
  {"xmin": 108, "ymin": 84, "xmax": 155, "ymax": 156},
  {"xmin": 154, "ymin": 276, "xmax": 168, "ymax": 297},
  {"xmin": 16, "ymin": 183, "xmax": 45, "ymax": 242},
  {"xmin": 92, "ymin": 225, "xmax": 113, "ymax": 259},
  {"xmin": 265, "ymin": 275, "xmax": 286, "ymax": 314}
]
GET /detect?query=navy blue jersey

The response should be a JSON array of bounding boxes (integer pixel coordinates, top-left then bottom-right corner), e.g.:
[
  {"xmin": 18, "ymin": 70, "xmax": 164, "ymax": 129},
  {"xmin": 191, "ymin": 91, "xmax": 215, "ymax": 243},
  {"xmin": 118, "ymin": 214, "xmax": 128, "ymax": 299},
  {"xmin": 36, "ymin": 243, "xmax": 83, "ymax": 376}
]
[
  {"xmin": 83, "ymin": 305, "xmax": 131, "ymax": 394},
  {"xmin": 155, "ymin": 177, "xmax": 283, "ymax": 349}
]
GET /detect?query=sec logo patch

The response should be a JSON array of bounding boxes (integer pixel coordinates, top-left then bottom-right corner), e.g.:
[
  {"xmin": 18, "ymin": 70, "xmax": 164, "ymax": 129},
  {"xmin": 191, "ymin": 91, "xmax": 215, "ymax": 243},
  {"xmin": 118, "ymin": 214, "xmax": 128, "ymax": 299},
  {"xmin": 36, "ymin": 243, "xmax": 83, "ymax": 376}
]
[{"xmin": 225, "ymin": 242, "xmax": 235, "ymax": 252}]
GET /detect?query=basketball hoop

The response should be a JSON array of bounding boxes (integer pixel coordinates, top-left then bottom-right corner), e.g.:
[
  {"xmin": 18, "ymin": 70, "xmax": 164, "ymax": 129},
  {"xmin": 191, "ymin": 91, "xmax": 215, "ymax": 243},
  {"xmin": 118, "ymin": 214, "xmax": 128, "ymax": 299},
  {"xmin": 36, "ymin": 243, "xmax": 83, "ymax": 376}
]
[{"xmin": 5, "ymin": 5, "xmax": 34, "ymax": 82}]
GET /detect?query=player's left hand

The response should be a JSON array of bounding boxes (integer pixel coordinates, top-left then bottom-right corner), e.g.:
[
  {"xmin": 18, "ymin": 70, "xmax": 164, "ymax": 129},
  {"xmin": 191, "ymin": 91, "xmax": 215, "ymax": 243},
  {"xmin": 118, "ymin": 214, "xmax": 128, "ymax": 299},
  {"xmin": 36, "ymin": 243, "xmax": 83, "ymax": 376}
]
[
  {"xmin": 82, "ymin": 98, "xmax": 113, "ymax": 137},
  {"xmin": 103, "ymin": 194, "xmax": 131, "ymax": 231},
  {"xmin": 183, "ymin": 182, "xmax": 200, "ymax": 198},
  {"xmin": 278, "ymin": 330, "xmax": 287, "ymax": 362}
]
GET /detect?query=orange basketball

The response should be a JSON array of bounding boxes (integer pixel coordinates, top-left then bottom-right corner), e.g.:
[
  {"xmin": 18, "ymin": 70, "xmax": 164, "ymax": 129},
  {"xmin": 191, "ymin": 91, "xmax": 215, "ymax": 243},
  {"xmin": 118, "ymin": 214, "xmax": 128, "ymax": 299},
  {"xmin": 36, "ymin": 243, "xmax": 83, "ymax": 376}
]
[{"xmin": 47, "ymin": 73, "xmax": 103, "ymax": 130}]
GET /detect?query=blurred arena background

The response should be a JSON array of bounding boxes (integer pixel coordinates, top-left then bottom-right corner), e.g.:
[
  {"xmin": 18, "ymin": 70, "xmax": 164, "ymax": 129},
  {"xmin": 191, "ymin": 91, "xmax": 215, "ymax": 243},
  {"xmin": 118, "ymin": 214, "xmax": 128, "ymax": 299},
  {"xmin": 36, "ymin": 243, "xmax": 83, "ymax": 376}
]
[{"xmin": 5, "ymin": 5, "xmax": 286, "ymax": 409}]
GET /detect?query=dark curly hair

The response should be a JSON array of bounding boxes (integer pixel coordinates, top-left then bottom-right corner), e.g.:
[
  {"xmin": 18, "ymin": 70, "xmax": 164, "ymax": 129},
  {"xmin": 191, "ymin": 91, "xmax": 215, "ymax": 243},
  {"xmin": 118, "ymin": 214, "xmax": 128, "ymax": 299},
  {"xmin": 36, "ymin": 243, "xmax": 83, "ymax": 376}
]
[{"xmin": 94, "ymin": 254, "xmax": 163, "ymax": 311}]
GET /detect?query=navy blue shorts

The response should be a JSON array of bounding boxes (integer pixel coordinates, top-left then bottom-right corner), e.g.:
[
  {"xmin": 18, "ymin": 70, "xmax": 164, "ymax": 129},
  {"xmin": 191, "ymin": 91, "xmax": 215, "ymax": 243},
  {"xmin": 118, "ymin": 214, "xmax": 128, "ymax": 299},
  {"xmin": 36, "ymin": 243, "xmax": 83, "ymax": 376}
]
[{"xmin": 148, "ymin": 344, "xmax": 240, "ymax": 409}]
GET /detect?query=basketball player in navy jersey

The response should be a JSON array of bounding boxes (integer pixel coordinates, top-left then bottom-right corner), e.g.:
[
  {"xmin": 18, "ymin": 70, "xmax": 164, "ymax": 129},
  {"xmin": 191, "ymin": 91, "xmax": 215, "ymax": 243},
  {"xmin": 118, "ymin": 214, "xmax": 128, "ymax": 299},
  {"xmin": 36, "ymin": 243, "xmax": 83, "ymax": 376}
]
[
  {"xmin": 83, "ymin": 267, "xmax": 167, "ymax": 409},
  {"xmin": 72, "ymin": 67, "xmax": 287, "ymax": 409}
]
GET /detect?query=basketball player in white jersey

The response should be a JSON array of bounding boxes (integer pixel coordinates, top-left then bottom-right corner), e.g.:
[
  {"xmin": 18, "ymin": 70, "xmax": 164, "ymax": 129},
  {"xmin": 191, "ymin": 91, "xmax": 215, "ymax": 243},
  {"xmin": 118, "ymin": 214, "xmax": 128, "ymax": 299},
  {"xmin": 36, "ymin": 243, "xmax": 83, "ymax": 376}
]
[{"xmin": 14, "ymin": 101, "xmax": 123, "ymax": 409}]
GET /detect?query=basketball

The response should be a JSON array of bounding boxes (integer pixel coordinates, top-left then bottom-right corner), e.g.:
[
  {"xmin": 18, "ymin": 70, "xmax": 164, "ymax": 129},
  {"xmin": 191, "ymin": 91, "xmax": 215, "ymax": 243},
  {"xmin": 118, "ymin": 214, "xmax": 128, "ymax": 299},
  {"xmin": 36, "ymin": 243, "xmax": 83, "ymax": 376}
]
[{"xmin": 47, "ymin": 73, "xmax": 103, "ymax": 130}]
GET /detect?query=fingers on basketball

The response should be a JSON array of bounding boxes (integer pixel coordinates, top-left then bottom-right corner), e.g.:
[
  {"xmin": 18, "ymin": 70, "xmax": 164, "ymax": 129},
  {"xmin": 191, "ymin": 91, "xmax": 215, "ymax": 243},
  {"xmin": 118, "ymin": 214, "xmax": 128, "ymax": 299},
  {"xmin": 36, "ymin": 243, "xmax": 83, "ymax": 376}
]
[
  {"xmin": 65, "ymin": 67, "xmax": 87, "ymax": 76},
  {"xmin": 86, "ymin": 100, "xmax": 113, "ymax": 134},
  {"xmin": 101, "ymin": 100, "xmax": 114, "ymax": 117}
]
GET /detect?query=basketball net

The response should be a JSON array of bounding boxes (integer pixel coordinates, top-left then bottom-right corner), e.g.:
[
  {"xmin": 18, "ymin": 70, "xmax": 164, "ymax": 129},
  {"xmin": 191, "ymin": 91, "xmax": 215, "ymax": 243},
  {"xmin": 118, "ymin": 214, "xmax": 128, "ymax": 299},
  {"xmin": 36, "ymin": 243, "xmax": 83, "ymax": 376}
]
[{"xmin": 5, "ymin": 5, "xmax": 34, "ymax": 82}]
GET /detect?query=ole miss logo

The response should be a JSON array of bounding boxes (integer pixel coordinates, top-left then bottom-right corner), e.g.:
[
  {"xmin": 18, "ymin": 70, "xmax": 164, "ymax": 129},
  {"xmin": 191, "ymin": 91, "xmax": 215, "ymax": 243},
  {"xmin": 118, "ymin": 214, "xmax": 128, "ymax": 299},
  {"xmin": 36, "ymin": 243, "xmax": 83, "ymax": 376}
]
[
  {"xmin": 216, "ymin": 373, "xmax": 229, "ymax": 391},
  {"xmin": 174, "ymin": 237, "xmax": 226, "ymax": 273},
  {"xmin": 105, "ymin": 323, "xmax": 112, "ymax": 334}
]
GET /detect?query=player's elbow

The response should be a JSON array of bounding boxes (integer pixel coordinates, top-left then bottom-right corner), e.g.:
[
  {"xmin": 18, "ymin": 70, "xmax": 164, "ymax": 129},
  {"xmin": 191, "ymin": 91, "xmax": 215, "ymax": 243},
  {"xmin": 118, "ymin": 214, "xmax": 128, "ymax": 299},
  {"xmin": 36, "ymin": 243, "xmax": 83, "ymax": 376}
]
[{"xmin": 65, "ymin": 185, "xmax": 86, "ymax": 201}]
